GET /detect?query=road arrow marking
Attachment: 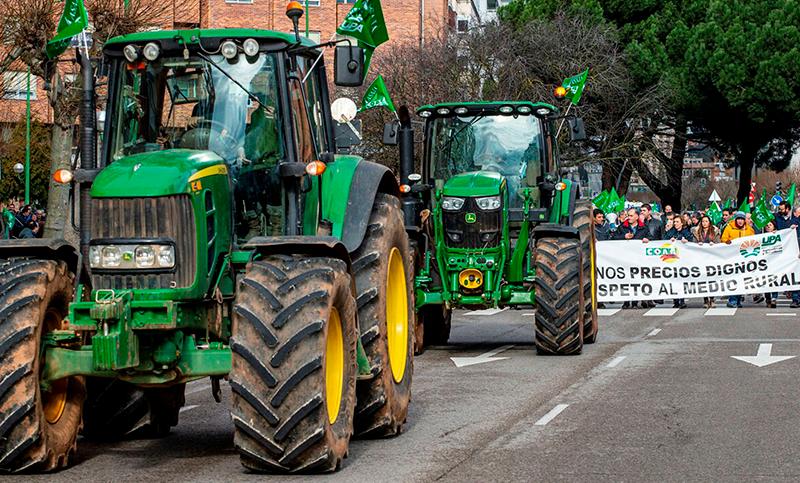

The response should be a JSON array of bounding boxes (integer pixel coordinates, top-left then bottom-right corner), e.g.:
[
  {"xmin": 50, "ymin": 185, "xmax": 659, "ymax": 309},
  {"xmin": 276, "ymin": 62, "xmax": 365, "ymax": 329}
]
[
  {"xmin": 646, "ymin": 328, "xmax": 661, "ymax": 337},
  {"xmin": 450, "ymin": 345, "xmax": 513, "ymax": 368},
  {"xmin": 607, "ymin": 356, "xmax": 626, "ymax": 368},
  {"xmin": 598, "ymin": 308, "xmax": 621, "ymax": 317},
  {"xmin": 731, "ymin": 343, "xmax": 796, "ymax": 368},
  {"xmin": 535, "ymin": 404, "xmax": 569, "ymax": 426},
  {"xmin": 465, "ymin": 307, "xmax": 509, "ymax": 316}
]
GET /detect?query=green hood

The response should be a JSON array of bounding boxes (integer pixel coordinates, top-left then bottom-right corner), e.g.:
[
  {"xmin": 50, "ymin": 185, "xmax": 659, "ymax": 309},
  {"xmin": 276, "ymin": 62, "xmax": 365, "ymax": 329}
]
[
  {"xmin": 442, "ymin": 171, "xmax": 505, "ymax": 197},
  {"xmin": 92, "ymin": 149, "xmax": 227, "ymax": 197}
]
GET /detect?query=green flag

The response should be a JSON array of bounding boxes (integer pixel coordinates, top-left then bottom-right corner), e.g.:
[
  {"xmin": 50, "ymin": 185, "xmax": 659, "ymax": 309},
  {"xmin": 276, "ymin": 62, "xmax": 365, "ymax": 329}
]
[
  {"xmin": 592, "ymin": 190, "xmax": 610, "ymax": 212},
  {"xmin": 46, "ymin": 0, "xmax": 89, "ymax": 59},
  {"xmin": 561, "ymin": 68, "xmax": 589, "ymax": 105},
  {"xmin": 737, "ymin": 199, "xmax": 751, "ymax": 214},
  {"xmin": 752, "ymin": 197, "xmax": 773, "ymax": 229},
  {"xmin": 723, "ymin": 198, "xmax": 732, "ymax": 210},
  {"xmin": 707, "ymin": 201, "xmax": 722, "ymax": 225},
  {"xmin": 360, "ymin": 75, "xmax": 395, "ymax": 113},
  {"xmin": 787, "ymin": 183, "xmax": 796, "ymax": 206},
  {"xmin": 336, "ymin": 0, "xmax": 389, "ymax": 77},
  {"xmin": 608, "ymin": 187, "xmax": 625, "ymax": 213}
]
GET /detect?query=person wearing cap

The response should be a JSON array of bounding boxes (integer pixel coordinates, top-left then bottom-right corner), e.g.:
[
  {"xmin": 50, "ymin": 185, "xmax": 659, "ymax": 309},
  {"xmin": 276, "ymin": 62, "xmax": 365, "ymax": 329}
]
[{"xmin": 721, "ymin": 211, "xmax": 755, "ymax": 308}]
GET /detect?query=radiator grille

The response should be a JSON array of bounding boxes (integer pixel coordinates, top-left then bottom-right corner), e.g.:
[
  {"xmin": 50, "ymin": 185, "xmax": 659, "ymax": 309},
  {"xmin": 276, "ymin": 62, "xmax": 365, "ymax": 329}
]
[{"xmin": 90, "ymin": 195, "xmax": 196, "ymax": 289}]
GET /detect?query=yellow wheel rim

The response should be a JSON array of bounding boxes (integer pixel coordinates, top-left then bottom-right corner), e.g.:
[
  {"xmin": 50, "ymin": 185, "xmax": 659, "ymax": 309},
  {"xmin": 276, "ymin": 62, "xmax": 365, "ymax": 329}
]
[
  {"xmin": 325, "ymin": 307, "xmax": 344, "ymax": 424},
  {"xmin": 42, "ymin": 308, "xmax": 69, "ymax": 424},
  {"xmin": 386, "ymin": 247, "xmax": 409, "ymax": 384}
]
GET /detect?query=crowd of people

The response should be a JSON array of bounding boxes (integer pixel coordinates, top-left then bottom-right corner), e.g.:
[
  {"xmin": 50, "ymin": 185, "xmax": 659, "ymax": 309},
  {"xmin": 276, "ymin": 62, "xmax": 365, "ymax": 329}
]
[
  {"xmin": 593, "ymin": 201, "xmax": 800, "ymax": 309},
  {"xmin": 0, "ymin": 199, "xmax": 46, "ymax": 239}
]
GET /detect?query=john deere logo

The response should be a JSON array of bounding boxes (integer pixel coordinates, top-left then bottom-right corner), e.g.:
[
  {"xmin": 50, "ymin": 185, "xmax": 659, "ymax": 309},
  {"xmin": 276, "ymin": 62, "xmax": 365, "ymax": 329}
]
[
  {"xmin": 465, "ymin": 213, "xmax": 477, "ymax": 223},
  {"xmin": 645, "ymin": 244, "xmax": 679, "ymax": 263},
  {"xmin": 739, "ymin": 239, "xmax": 761, "ymax": 258}
]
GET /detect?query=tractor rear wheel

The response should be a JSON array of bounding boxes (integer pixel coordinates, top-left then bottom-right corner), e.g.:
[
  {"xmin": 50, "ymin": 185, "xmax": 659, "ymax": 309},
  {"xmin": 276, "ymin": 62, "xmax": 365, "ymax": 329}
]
[
  {"xmin": 350, "ymin": 194, "xmax": 414, "ymax": 437},
  {"xmin": 231, "ymin": 256, "xmax": 357, "ymax": 473},
  {"xmin": 573, "ymin": 200, "xmax": 598, "ymax": 343},
  {"xmin": 0, "ymin": 258, "xmax": 85, "ymax": 472},
  {"xmin": 420, "ymin": 305, "xmax": 452, "ymax": 347},
  {"xmin": 534, "ymin": 239, "xmax": 584, "ymax": 355},
  {"xmin": 82, "ymin": 379, "xmax": 148, "ymax": 440}
]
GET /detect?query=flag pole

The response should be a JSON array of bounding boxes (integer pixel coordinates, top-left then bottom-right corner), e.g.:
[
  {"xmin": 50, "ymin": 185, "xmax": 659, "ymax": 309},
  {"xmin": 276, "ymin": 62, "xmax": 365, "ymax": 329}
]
[
  {"xmin": 555, "ymin": 102, "xmax": 573, "ymax": 139},
  {"xmin": 24, "ymin": 67, "xmax": 30, "ymax": 205}
]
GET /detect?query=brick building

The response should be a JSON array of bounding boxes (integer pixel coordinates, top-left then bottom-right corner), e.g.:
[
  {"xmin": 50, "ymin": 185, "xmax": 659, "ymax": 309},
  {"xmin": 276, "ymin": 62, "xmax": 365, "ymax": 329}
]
[{"xmin": 1, "ymin": 0, "xmax": 449, "ymax": 130}]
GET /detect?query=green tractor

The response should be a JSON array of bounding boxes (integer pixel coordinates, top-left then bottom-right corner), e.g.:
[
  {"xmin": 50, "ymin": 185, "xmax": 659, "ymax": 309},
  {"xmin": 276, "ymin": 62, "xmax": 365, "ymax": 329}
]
[
  {"xmin": 0, "ymin": 16, "xmax": 415, "ymax": 475},
  {"xmin": 392, "ymin": 101, "xmax": 597, "ymax": 355}
]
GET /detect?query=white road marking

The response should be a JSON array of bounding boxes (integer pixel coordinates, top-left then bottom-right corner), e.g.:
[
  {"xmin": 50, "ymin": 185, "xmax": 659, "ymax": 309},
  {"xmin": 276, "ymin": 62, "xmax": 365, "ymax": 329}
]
[
  {"xmin": 765, "ymin": 313, "xmax": 797, "ymax": 317},
  {"xmin": 451, "ymin": 345, "xmax": 513, "ymax": 368},
  {"xmin": 646, "ymin": 328, "xmax": 661, "ymax": 337},
  {"xmin": 534, "ymin": 404, "xmax": 569, "ymax": 426},
  {"xmin": 731, "ymin": 343, "xmax": 796, "ymax": 367},
  {"xmin": 179, "ymin": 404, "xmax": 200, "ymax": 414},
  {"xmin": 705, "ymin": 307, "xmax": 737, "ymax": 316},
  {"xmin": 606, "ymin": 356, "xmax": 626, "ymax": 368},
  {"xmin": 597, "ymin": 308, "xmax": 621, "ymax": 317},
  {"xmin": 644, "ymin": 308, "xmax": 679, "ymax": 317},
  {"xmin": 186, "ymin": 383, "xmax": 212, "ymax": 395},
  {"xmin": 465, "ymin": 307, "xmax": 509, "ymax": 316},
  {"xmin": 522, "ymin": 312, "xmax": 535, "ymax": 316}
]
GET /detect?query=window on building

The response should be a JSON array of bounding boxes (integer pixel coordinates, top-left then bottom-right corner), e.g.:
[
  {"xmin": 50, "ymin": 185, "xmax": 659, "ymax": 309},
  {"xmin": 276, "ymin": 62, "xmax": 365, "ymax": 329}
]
[
  {"xmin": 302, "ymin": 31, "xmax": 322, "ymax": 43},
  {"xmin": 456, "ymin": 18, "xmax": 469, "ymax": 33},
  {"xmin": 487, "ymin": 0, "xmax": 498, "ymax": 10},
  {"xmin": 2, "ymin": 71, "xmax": 36, "ymax": 100}
]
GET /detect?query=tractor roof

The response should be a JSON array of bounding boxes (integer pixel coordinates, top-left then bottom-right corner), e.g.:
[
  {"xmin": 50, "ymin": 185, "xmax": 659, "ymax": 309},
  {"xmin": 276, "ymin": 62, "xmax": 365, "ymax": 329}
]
[
  {"xmin": 105, "ymin": 28, "xmax": 316, "ymax": 49},
  {"xmin": 416, "ymin": 101, "xmax": 559, "ymax": 119}
]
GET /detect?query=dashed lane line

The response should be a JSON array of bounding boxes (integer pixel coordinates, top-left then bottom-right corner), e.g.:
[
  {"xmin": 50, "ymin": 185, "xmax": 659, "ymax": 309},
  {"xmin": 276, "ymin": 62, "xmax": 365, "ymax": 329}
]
[
  {"xmin": 534, "ymin": 404, "xmax": 569, "ymax": 426},
  {"xmin": 465, "ymin": 307, "xmax": 509, "ymax": 316},
  {"xmin": 597, "ymin": 308, "xmax": 621, "ymax": 317},
  {"xmin": 179, "ymin": 405, "xmax": 199, "ymax": 414},
  {"xmin": 646, "ymin": 328, "xmax": 662, "ymax": 337},
  {"xmin": 705, "ymin": 307, "xmax": 737, "ymax": 316},
  {"xmin": 606, "ymin": 356, "xmax": 627, "ymax": 368},
  {"xmin": 765, "ymin": 313, "xmax": 797, "ymax": 317},
  {"xmin": 644, "ymin": 308, "xmax": 679, "ymax": 317}
]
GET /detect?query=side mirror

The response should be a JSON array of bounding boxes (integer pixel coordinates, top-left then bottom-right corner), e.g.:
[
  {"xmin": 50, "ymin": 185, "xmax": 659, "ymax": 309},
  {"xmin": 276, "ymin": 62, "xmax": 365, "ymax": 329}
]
[
  {"xmin": 568, "ymin": 117, "xmax": 587, "ymax": 142},
  {"xmin": 382, "ymin": 121, "xmax": 398, "ymax": 145},
  {"xmin": 334, "ymin": 45, "xmax": 364, "ymax": 87}
]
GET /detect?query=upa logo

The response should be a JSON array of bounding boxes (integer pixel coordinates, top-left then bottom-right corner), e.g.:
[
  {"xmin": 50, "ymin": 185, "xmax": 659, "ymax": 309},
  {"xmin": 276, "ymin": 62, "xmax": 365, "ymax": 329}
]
[
  {"xmin": 645, "ymin": 243, "xmax": 680, "ymax": 263},
  {"xmin": 762, "ymin": 234, "xmax": 781, "ymax": 247},
  {"xmin": 739, "ymin": 239, "xmax": 761, "ymax": 258}
]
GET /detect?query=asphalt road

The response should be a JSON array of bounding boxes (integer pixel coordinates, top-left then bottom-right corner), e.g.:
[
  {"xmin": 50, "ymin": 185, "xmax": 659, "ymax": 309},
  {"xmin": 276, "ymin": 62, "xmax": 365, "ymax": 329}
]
[{"xmin": 15, "ymin": 298, "xmax": 800, "ymax": 482}]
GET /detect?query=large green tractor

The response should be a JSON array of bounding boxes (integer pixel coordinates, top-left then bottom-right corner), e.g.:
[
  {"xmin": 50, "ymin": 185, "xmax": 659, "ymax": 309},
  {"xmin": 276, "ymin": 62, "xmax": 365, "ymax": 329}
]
[
  {"xmin": 393, "ymin": 101, "xmax": 597, "ymax": 355},
  {"xmin": 0, "ymin": 16, "xmax": 414, "ymax": 474}
]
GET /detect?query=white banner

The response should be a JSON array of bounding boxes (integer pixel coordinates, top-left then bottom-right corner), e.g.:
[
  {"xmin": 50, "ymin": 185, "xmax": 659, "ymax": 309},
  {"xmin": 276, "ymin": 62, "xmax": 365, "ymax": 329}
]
[{"xmin": 596, "ymin": 229, "xmax": 800, "ymax": 302}]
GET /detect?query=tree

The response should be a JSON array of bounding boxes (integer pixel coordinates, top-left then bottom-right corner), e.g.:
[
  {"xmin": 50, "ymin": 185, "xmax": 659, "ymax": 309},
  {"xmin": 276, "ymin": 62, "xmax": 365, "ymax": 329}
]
[{"xmin": 0, "ymin": 119, "xmax": 52, "ymax": 204}]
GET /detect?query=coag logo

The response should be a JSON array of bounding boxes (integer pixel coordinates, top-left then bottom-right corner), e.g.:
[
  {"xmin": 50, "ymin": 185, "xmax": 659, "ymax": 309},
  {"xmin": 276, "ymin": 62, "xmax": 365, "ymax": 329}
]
[
  {"xmin": 645, "ymin": 243, "xmax": 680, "ymax": 263},
  {"xmin": 762, "ymin": 234, "xmax": 781, "ymax": 247},
  {"xmin": 739, "ymin": 239, "xmax": 761, "ymax": 258}
]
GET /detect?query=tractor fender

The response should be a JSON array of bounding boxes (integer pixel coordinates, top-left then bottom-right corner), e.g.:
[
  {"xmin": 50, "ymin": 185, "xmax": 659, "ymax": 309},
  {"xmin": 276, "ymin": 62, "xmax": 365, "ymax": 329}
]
[
  {"xmin": 339, "ymin": 161, "xmax": 399, "ymax": 253},
  {"xmin": 244, "ymin": 236, "xmax": 352, "ymax": 271},
  {"xmin": 532, "ymin": 224, "xmax": 580, "ymax": 241},
  {"xmin": 0, "ymin": 239, "xmax": 80, "ymax": 273}
]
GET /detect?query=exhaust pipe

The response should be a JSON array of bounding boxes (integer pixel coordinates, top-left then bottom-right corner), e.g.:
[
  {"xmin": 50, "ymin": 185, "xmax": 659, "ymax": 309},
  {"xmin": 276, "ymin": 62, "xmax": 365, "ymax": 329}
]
[
  {"xmin": 396, "ymin": 106, "xmax": 419, "ymax": 230},
  {"xmin": 78, "ymin": 49, "xmax": 95, "ymax": 253}
]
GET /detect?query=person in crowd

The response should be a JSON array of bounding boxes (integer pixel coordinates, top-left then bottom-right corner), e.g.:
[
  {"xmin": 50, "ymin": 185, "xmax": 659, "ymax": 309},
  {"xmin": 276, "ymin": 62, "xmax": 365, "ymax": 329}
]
[
  {"xmin": 616, "ymin": 208, "xmax": 646, "ymax": 309},
  {"xmin": 774, "ymin": 201, "xmax": 800, "ymax": 308},
  {"xmin": 665, "ymin": 216, "xmax": 694, "ymax": 308},
  {"xmin": 690, "ymin": 212, "xmax": 700, "ymax": 227},
  {"xmin": 693, "ymin": 215, "xmax": 719, "ymax": 308},
  {"xmin": 664, "ymin": 214, "xmax": 674, "ymax": 233},
  {"xmin": 681, "ymin": 212, "xmax": 692, "ymax": 229},
  {"xmin": 640, "ymin": 203, "xmax": 663, "ymax": 242},
  {"xmin": 794, "ymin": 206, "xmax": 800, "ymax": 220},
  {"xmin": 663, "ymin": 204, "xmax": 673, "ymax": 222},
  {"xmin": 758, "ymin": 219, "xmax": 779, "ymax": 308},
  {"xmin": 745, "ymin": 212, "xmax": 755, "ymax": 229},
  {"xmin": 593, "ymin": 209, "xmax": 611, "ymax": 241},
  {"xmin": 719, "ymin": 208, "xmax": 732, "ymax": 232},
  {"xmin": 721, "ymin": 211, "xmax": 755, "ymax": 307}
]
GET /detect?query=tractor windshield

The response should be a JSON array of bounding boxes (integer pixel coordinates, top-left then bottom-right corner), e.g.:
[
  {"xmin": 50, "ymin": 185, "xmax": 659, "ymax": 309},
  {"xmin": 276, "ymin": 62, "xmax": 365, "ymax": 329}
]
[
  {"xmin": 428, "ymin": 114, "xmax": 544, "ymax": 207},
  {"xmin": 107, "ymin": 53, "xmax": 284, "ymax": 168}
]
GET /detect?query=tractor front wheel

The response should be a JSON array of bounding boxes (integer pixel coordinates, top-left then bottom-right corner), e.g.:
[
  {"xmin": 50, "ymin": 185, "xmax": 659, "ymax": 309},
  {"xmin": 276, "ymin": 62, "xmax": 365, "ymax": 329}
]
[
  {"xmin": 351, "ymin": 194, "xmax": 414, "ymax": 437},
  {"xmin": 0, "ymin": 258, "xmax": 85, "ymax": 472},
  {"xmin": 573, "ymin": 200, "xmax": 598, "ymax": 343},
  {"xmin": 231, "ymin": 255, "xmax": 357, "ymax": 473},
  {"xmin": 534, "ymin": 239, "xmax": 584, "ymax": 355},
  {"xmin": 82, "ymin": 379, "xmax": 148, "ymax": 440}
]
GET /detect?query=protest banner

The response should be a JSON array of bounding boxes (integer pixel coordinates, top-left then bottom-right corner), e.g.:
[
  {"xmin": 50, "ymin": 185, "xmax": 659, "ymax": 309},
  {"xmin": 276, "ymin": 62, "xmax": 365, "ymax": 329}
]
[{"xmin": 596, "ymin": 229, "xmax": 800, "ymax": 302}]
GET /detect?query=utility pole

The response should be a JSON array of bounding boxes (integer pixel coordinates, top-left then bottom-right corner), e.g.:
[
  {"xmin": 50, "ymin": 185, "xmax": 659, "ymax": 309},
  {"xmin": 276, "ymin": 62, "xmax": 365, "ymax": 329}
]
[{"xmin": 24, "ymin": 67, "xmax": 31, "ymax": 205}]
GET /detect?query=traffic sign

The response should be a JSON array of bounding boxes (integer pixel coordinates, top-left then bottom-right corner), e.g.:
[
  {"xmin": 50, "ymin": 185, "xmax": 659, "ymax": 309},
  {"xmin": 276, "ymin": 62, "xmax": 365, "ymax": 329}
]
[
  {"xmin": 771, "ymin": 194, "xmax": 783, "ymax": 207},
  {"xmin": 708, "ymin": 189, "xmax": 721, "ymax": 202}
]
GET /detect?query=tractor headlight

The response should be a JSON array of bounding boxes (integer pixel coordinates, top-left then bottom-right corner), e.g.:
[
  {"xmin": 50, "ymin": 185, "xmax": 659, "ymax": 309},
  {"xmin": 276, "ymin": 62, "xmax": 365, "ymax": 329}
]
[
  {"xmin": 475, "ymin": 196, "xmax": 501, "ymax": 210},
  {"xmin": 89, "ymin": 244, "xmax": 175, "ymax": 269},
  {"xmin": 441, "ymin": 196, "xmax": 465, "ymax": 211},
  {"xmin": 142, "ymin": 42, "xmax": 160, "ymax": 61}
]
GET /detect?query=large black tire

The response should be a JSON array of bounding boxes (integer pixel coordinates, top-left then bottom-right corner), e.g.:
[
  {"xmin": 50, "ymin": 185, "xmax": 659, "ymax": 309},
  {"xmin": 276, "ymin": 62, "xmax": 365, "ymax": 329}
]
[
  {"xmin": 82, "ymin": 379, "xmax": 148, "ymax": 440},
  {"xmin": 350, "ymin": 194, "xmax": 414, "ymax": 437},
  {"xmin": 144, "ymin": 383, "xmax": 186, "ymax": 437},
  {"xmin": 573, "ymin": 200, "xmax": 598, "ymax": 343},
  {"xmin": 534, "ymin": 238, "xmax": 584, "ymax": 355},
  {"xmin": 420, "ymin": 305, "xmax": 452, "ymax": 347},
  {"xmin": 231, "ymin": 256, "xmax": 358, "ymax": 473},
  {"xmin": 0, "ymin": 258, "xmax": 85, "ymax": 472}
]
